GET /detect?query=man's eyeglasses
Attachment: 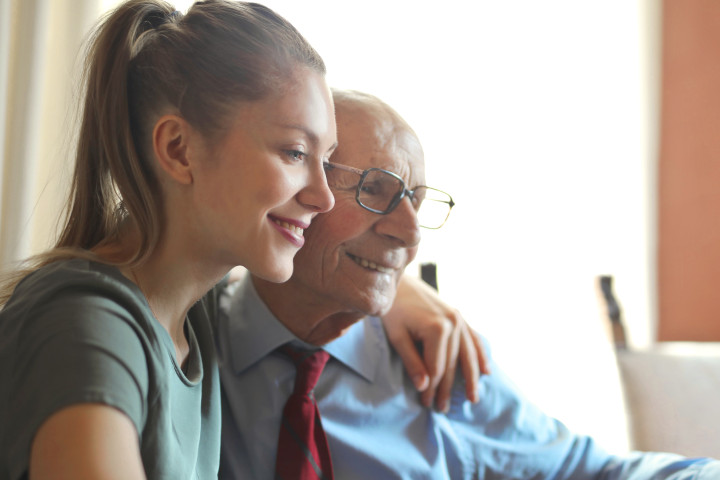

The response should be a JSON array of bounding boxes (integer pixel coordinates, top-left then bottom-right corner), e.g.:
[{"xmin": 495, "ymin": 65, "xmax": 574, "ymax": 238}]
[{"xmin": 323, "ymin": 163, "xmax": 455, "ymax": 229}]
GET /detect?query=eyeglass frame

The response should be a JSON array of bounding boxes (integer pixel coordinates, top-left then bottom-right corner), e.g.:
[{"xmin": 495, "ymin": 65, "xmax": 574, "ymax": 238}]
[{"xmin": 322, "ymin": 162, "xmax": 455, "ymax": 229}]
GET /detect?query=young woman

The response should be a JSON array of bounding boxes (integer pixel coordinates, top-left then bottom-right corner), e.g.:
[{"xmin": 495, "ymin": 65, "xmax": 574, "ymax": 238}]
[
  {"xmin": 0, "ymin": 1, "xmax": 336, "ymax": 477},
  {"xmin": 0, "ymin": 1, "xmax": 486, "ymax": 478}
]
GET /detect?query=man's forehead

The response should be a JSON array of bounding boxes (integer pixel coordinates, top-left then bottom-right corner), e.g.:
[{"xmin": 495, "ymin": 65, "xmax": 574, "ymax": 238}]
[
  {"xmin": 335, "ymin": 109, "xmax": 424, "ymax": 181},
  {"xmin": 339, "ymin": 148, "xmax": 425, "ymax": 188}
]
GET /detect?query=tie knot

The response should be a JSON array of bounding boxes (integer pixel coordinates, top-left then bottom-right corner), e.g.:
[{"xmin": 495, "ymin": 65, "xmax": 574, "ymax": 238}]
[{"xmin": 280, "ymin": 345, "xmax": 330, "ymax": 396}]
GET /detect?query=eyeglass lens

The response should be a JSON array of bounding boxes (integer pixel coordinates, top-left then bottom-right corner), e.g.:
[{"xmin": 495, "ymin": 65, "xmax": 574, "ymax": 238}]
[
  {"xmin": 357, "ymin": 169, "xmax": 404, "ymax": 212},
  {"xmin": 358, "ymin": 170, "xmax": 451, "ymax": 229},
  {"xmin": 324, "ymin": 164, "xmax": 452, "ymax": 228}
]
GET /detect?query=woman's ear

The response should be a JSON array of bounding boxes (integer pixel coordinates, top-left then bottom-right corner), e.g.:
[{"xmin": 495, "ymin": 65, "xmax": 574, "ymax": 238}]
[{"xmin": 152, "ymin": 114, "xmax": 196, "ymax": 185}]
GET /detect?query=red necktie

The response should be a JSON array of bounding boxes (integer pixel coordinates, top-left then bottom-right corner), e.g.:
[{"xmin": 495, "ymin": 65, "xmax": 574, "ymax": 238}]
[{"xmin": 275, "ymin": 345, "xmax": 334, "ymax": 480}]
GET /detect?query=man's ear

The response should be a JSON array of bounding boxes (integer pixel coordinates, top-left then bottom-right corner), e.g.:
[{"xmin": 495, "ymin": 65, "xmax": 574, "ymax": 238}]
[{"xmin": 152, "ymin": 114, "xmax": 196, "ymax": 185}]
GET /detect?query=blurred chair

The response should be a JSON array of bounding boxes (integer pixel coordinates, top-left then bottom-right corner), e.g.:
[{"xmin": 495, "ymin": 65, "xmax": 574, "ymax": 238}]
[{"xmin": 597, "ymin": 275, "xmax": 720, "ymax": 458}]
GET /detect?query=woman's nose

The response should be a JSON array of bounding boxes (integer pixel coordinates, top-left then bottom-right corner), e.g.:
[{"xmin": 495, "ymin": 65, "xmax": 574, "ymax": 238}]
[{"xmin": 298, "ymin": 163, "xmax": 335, "ymax": 213}]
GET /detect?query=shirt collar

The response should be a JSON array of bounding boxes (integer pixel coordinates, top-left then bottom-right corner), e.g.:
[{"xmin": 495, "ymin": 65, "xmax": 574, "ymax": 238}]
[
  {"xmin": 323, "ymin": 316, "xmax": 382, "ymax": 382},
  {"xmin": 218, "ymin": 275, "xmax": 383, "ymax": 383}
]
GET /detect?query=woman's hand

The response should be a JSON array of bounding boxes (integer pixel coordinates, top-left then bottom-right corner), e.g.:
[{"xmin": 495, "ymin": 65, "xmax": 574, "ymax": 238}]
[{"xmin": 382, "ymin": 274, "xmax": 490, "ymax": 412}]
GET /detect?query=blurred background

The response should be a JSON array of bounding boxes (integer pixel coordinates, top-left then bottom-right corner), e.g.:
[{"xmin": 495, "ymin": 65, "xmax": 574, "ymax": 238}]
[{"xmin": 3, "ymin": 0, "xmax": 719, "ymax": 453}]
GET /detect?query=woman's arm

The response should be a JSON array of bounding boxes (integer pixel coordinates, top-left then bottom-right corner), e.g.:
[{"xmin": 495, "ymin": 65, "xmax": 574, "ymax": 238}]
[
  {"xmin": 30, "ymin": 404, "xmax": 146, "ymax": 479},
  {"xmin": 382, "ymin": 274, "xmax": 490, "ymax": 412}
]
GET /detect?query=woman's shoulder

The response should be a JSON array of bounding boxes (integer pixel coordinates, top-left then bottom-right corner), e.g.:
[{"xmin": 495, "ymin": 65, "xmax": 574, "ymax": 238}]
[
  {"xmin": 21, "ymin": 257, "xmax": 126, "ymax": 284},
  {"xmin": 1, "ymin": 258, "xmax": 153, "ymax": 341},
  {"xmin": 12, "ymin": 258, "xmax": 138, "ymax": 305}
]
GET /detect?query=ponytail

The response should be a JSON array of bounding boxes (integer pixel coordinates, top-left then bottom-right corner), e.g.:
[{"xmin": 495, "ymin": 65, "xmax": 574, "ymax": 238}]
[{"xmin": 59, "ymin": 1, "xmax": 178, "ymax": 260}]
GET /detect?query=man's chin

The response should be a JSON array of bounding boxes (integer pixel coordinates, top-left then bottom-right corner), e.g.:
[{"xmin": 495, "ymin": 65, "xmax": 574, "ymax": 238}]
[
  {"xmin": 307, "ymin": 315, "xmax": 364, "ymax": 346},
  {"xmin": 364, "ymin": 295, "xmax": 396, "ymax": 318}
]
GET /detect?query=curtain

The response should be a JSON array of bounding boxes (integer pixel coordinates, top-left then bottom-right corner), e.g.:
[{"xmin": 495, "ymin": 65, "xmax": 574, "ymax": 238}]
[{"xmin": 0, "ymin": 0, "xmax": 101, "ymax": 271}]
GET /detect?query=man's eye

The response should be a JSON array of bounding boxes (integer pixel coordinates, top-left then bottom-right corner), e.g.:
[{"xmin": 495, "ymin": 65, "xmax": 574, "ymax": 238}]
[{"xmin": 360, "ymin": 182, "xmax": 381, "ymax": 195}]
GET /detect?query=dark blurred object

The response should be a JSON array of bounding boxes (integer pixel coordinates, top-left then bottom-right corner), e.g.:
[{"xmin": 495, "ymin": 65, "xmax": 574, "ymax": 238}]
[
  {"xmin": 420, "ymin": 263, "xmax": 438, "ymax": 291},
  {"xmin": 598, "ymin": 275, "xmax": 627, "ymax": 350}
]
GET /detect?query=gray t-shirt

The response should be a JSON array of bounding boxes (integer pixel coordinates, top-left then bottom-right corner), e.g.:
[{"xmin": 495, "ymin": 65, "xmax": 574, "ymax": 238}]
[{"xmin": 0, "ymin": 259, "xmax": 220, "ymax": 479}]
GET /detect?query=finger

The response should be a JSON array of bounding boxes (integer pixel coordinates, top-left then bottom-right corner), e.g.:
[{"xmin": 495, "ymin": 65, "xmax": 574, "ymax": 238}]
[
  {"xmin": 386, "ymin": 325, "xmax": 430, "ymax": 392},
  {"xmin": 419, "ymin": 318, "xmax": 452, "ymax": 407},
  {"xmin": 458, "ymin": 323, "xmax": 481, "ymax": 403},
  {"xmin": 432, "ymin": 318, "xmax": 462, "ymax": 413},
  {"xmin": 470, "ymin": 328, "xmax": 491, "ymax": 376}
]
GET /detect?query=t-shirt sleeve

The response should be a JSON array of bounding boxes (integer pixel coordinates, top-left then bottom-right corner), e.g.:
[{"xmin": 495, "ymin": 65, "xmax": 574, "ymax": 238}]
[{"xmin": 6, "ymin": 290, "xmax": 150, "ymax": 473}]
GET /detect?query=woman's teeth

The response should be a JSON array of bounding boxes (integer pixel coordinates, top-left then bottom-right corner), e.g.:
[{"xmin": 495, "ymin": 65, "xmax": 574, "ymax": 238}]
[
  {"xmin": 273, "ymin": 219, "xmax": 304, "ymax": 236},
  {"xmin": 349, "ymin": 254, "xmax": 393, "ymax": 273}
]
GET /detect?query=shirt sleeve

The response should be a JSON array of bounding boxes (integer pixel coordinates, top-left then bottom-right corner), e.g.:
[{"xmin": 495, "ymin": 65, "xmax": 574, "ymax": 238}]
[
  {"xmin": 600, "ymin": 453, "xmax": 720, "ymax": 480},
  {"xmin": 6, "ymin": 289, "xmax": 150, "ymax": 473},
  {"xmin": 446, "ymin": 361, "xmax": 612, "ymax": 479}
]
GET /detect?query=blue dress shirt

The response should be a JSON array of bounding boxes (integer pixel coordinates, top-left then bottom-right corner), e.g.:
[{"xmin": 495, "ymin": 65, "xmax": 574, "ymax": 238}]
[{"xmin": 216, "ymin": 277, "xmax": 720, "ymax": 479}]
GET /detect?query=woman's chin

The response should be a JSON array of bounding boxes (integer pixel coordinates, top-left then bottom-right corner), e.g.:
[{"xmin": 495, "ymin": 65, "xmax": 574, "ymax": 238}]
[{"xmin": 254, "ymin": 265, "xmax": 293, "ymax": 284}]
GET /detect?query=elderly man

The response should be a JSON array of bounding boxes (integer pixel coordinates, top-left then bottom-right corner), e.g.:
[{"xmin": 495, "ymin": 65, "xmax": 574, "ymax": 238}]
[{"xmin": 216, "ymin": 90, "xmax": 720, "ymax": 479}]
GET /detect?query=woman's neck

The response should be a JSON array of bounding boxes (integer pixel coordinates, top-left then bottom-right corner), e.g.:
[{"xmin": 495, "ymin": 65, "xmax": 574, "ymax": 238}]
[{"xmin": 99, "ymin": 229, "xmax": 228, "ymax": 367}]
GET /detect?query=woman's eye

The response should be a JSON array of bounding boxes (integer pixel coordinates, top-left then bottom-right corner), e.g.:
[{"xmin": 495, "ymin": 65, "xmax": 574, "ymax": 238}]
[{"xmin": 285, "ymin": 150, "xmax": 306, "ymax": 162}]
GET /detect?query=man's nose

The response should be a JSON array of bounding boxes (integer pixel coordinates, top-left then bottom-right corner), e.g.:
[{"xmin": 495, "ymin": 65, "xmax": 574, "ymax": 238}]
[{"xmin": 373, "ymin": 196, "xmax": 421, "ymax": 247}]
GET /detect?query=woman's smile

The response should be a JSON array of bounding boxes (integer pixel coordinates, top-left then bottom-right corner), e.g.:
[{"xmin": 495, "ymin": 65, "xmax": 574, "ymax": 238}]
[{"xmin": 269, "ymin": 215, "xmax": 310, "ymax": 248}]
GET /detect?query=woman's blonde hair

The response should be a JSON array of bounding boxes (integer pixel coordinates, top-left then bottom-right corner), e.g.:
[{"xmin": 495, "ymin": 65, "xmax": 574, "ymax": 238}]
[{"xmin": 0, "ymin": 0, "xmax": 325, "ymax": 305}]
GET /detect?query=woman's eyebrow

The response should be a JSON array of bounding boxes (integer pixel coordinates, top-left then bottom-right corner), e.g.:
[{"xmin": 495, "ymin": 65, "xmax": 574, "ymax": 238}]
[
  {"xmin": 274, "ymin": 123, "xmax": 320, "ymax": 144},
  {"xmin": 275, "ymin": 123, "xmax": 338, "ymax": 154}
]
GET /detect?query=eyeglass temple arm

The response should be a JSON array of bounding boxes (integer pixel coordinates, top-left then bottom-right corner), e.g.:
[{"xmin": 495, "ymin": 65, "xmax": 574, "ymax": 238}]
[{"xmin": 325, "ymin": 162, "xmax": 365, "ymax": 176}]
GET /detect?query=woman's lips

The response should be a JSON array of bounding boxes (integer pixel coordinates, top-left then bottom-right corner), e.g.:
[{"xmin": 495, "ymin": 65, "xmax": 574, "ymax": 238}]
[{"xmin": 269, "ymin": 215, "xmax": 308, "ymax": 248}]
